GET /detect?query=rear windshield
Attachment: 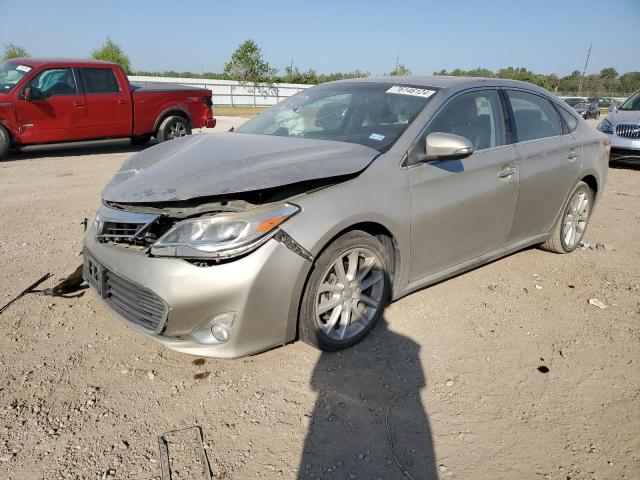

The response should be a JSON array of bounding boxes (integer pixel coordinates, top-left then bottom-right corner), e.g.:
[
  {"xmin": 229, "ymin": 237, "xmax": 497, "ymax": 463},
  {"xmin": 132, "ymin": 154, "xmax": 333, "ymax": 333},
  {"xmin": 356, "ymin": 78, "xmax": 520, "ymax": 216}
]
[
  {"xmin": 237, "ymin": 82, "xmax": 436, "ymax": 152},
  {"xmin": 0, "ymin": 61, "xmax": 31, "ymax": 93}
]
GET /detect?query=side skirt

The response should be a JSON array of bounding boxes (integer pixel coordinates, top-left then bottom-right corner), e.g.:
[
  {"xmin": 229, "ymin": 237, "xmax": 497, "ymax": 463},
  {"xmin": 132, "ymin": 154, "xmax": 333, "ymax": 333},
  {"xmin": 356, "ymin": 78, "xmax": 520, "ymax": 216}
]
[{"xmin": 395, "ymin": 233, "xmax": 549, "ymax": 301}]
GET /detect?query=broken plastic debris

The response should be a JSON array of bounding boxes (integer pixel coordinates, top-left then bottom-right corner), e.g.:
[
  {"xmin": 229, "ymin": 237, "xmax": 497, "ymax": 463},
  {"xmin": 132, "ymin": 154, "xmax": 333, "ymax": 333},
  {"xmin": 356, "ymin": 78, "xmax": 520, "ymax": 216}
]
[{"xmin": 588, "ymin": 298, "xmax": 608, "ymax": 309}]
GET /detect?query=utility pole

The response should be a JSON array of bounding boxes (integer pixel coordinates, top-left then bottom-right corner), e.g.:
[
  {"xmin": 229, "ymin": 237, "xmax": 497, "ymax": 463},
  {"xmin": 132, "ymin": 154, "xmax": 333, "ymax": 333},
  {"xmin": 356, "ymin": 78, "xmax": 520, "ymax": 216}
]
[{"xmin": 578, "ymin": 43, "xmax": 592, "ymax": 96}]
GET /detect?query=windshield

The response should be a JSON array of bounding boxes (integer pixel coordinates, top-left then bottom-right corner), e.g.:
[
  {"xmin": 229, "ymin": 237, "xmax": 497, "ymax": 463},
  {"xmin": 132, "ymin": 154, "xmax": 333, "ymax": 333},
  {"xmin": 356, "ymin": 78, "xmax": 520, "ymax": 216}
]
[
  {"xmin": 574, "ymin": 102, "xmax": 590, "ymax": 109},
  {"xmin": 237, "ymin": 82, "xmax": 436, "ymax": 152},
  {"xmin": 0, "ymin": 61, "xmax": 31, "ymax": 93},
  {"xmin": 620, "ymin": 90, "xmax": 640, "ymax": 111}
]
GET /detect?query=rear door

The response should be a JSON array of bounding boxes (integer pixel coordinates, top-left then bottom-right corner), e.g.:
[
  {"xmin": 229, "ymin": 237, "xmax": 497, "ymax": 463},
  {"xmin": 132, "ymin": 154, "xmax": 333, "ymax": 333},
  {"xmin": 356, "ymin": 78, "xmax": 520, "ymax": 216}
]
[
  {"xmin": 407, "ymin": 89, "xmax": 519, "ymax": 282},
  {"xmin": 505, "ymin": 90, "xmax": 580, "ymax": 243},
  {"xmin": 79, "ymin": 67, "xmax": 132, "ymax": 138},
  {"xmin": 14, "ymin": 67, "xmax": 87, "ymax": 144}
]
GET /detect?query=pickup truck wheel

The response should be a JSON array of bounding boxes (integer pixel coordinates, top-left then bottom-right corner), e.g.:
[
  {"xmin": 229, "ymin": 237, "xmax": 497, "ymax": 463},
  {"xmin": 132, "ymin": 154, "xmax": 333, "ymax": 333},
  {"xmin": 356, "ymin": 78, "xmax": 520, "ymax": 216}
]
[
  {"xmin": 130, "ymin": 135, "xmax": 152, "ymax": 146},
  {"xmin": 0, "ymin": 125, "xmax": 10, "ymax": 161},
  {"xmin": 157, "ymin": 116, "xmax": 191, "ymax": 142}
]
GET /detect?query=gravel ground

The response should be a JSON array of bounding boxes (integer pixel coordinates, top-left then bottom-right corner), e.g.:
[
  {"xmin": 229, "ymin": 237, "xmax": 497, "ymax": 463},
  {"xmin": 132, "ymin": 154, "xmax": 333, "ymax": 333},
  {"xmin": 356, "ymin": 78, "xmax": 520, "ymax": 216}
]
[{"xmin": 0, "ymin": 118, "xmax": 639, "ymax": 480}]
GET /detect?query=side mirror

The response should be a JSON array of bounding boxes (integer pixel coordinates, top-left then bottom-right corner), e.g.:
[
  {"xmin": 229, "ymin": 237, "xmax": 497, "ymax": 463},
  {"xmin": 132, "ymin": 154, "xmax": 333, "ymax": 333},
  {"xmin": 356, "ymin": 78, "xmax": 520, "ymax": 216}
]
[{"xmin": 420, "ymin": 132, "xmax": 474, "ymax": 161}]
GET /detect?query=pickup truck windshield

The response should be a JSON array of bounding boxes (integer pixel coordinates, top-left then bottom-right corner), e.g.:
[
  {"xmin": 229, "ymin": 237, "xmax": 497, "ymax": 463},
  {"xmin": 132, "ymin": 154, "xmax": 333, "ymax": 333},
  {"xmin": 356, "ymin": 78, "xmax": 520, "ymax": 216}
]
[
  {"xmin": 0, "ymin": 61, "xmax": 31, "ymax": 93},
  {"xmin": 237, "ymin": 82, "xmax": 435, "ymax": 152}
]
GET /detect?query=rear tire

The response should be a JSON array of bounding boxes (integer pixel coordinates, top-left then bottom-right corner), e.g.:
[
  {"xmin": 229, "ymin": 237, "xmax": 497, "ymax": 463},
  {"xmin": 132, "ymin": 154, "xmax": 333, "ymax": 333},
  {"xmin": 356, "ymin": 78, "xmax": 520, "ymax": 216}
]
[
  {"xmin": 130, "ymin": 134, "xmax": 152, "ymax": 146},
  {"xmin": 299, "ymin": 231, "xmax": 391, "ymax": 352},
  {"xmin": 0, "ymin": 124, "xmax": 10, "ymax": 161},
  {"xmin": 539, "ymin": 181, "xmax": 593, "ymax": 254},
  {"xmin": 156, "ymin": 115, "xmax": 191, "ymax": 142}
]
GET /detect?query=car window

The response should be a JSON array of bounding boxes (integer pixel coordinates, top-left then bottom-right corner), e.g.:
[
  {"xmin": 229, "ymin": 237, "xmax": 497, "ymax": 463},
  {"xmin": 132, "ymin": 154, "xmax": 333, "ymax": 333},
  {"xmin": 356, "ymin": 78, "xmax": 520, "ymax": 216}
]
[
  {"xmin": 29, "ymin": 68, "xmax": 77, "ymax": 98},
  {"xmin": 81, "ymin": 68, "xmax": 121, "ymax": 94},
  {"xmin": 426, "ymin": 90, "xmax": 507, "ymax": 151},
  {"xmin": 507, "ymin": 90, "xmax": 563, "ymax": 142},
  {"xmin": 557, "ymin": 106, "xmax": 578, "ymax": 132}
]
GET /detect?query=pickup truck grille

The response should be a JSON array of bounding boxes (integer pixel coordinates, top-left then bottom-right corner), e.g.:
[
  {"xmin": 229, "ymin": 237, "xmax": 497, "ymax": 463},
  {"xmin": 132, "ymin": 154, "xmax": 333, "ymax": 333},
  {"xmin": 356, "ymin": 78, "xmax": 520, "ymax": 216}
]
[{"xmin": 616, "ymin": 124, "xmax": 640, "ymax": 139}]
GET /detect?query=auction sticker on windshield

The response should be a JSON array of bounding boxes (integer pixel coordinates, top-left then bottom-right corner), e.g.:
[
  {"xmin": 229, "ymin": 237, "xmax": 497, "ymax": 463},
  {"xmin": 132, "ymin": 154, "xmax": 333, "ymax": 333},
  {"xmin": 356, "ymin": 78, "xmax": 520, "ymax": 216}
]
[
  {"xmin": 386, "ymin": 86, "xmax": 435, "ymax": 98},
  {"xmin": 15, "ymin": 65, "xmax": 32, "ymax": 73}
]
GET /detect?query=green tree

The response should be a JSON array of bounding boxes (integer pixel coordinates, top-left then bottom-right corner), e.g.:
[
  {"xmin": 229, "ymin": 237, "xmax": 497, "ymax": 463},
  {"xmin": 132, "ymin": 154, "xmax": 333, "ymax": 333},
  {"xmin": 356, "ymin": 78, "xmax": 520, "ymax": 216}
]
[
  {"xmin": 223, "ymin": 39, "xmax": 276, "ymax": 83},
  {"xmin": 619, "ymin": 72, "xmax": 640, "ymax": 94},
  {"xmin": 389, "ymin": 63, "xmax": 411, "ymax": 76},
  {"xmin": 282, "ymin": 65, "xmax": 318, "ymax": 84},
  {"xmin": 599, "ymin": 68, "xmax": 618, "ymax": 79},
  {"xmin": 91, "ymin": 38, "xmax": 132, "ymax": 74},
  {"xmin": 2, "ymin": 43, "xmax": 29, "ymax": 61},
  {"xmin": 465, "ymin": 67, "xmax": 495, "ymax": 78}
]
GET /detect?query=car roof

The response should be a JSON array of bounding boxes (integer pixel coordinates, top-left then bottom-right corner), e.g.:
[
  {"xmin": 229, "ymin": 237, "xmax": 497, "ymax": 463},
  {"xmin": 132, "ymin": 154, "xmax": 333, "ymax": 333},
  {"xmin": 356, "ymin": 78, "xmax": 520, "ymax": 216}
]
[
  {"xmin": 6, "ymin": 58, "xmax": 117, "ymax": 68},
  {"xmin": 335, "ymin": 75, "xmax": 552, "ymax": 96}
]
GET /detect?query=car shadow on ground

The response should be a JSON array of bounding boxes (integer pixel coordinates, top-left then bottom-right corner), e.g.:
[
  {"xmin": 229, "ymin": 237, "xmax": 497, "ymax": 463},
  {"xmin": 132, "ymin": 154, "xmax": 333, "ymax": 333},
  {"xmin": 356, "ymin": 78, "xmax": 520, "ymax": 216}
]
[
  {"xmin": 5, "ymin": 139, "xmax": 157, "ymax": 162},
  {"xmin": 297, "ymin": 318, "xmax": 438, "ymax": 480}
]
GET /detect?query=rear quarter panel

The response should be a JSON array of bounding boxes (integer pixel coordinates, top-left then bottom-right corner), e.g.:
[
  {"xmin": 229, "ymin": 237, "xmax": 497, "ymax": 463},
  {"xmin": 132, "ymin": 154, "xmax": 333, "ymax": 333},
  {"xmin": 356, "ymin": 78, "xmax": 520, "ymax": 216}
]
[{"xmin": 575, "ymin": 120, "xmax": 609, "ymax": 205}]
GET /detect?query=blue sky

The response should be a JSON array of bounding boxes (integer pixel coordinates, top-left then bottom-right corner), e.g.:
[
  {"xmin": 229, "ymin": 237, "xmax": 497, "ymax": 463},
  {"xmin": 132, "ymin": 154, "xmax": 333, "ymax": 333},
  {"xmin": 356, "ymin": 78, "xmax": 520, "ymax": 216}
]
[{"xmin": 1, "ymin": 0, "xmax": 638, "ymax": 76}]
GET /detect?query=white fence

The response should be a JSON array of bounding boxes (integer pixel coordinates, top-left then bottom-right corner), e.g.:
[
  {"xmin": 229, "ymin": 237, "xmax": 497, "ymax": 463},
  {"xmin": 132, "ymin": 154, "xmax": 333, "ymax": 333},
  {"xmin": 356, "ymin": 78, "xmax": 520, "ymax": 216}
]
[{"xmin": 128, "ymin": 75, "xmax": 311, "ymax": 107}]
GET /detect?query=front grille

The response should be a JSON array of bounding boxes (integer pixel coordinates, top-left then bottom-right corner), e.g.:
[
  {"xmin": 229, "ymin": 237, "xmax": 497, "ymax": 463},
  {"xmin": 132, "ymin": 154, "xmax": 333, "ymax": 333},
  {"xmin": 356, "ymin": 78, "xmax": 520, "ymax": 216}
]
[
  {"xmin": 103, "ymin": 270, "xmax": 167, "ymax": 333},
  {"xmin": 101, "ymin": 222, "xmax": 146, "ymax": 238},
  {"xmin": 616, "ymin": 124, "xmax": 640, "ymax": 139}
]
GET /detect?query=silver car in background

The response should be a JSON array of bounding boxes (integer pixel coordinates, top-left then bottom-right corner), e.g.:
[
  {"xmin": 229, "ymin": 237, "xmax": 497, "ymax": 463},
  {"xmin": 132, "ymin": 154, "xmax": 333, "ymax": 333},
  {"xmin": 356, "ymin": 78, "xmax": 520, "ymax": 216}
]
[
  {"xmin": 597, "ymin": 89, "xmax": 640, "ymax": 158},
  {"xmin": 83, "ymin": 77, "xmax": 610, "ymax": 358}
]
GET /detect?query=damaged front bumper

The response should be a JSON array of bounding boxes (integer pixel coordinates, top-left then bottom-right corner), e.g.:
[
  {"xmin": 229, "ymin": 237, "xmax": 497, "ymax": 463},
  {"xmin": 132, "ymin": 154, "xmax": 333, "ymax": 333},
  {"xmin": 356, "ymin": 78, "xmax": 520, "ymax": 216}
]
[{"xmin": 83, "ymin": 221, "xmax": 311, "ymax": 358}]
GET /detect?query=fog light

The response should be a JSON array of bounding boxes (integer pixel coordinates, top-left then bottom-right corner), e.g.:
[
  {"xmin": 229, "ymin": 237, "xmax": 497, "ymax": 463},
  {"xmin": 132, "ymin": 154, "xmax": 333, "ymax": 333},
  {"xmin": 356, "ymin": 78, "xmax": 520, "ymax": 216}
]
[
  {"xmin": 190, "ymin": 312, "xmax": 237, "ymax": 345},
  {"xmin": 211, "ymin": 323, "xmax": 230, "ymax": 342}
]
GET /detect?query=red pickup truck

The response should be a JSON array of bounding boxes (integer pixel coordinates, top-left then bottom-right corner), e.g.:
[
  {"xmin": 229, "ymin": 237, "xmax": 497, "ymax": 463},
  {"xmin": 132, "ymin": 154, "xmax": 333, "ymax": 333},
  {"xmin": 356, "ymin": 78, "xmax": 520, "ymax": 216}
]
[{"xmin": 0, "ymin": 58, "xmax": 216, "ymax": 159}]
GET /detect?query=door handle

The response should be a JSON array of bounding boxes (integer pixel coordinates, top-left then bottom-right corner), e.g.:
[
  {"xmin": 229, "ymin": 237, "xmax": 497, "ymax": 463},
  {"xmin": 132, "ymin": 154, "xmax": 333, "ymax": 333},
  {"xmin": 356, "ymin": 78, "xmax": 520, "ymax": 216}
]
[
  {"xmin": 73, "ymin": 101, "xmax": 85, "ymax": 109},
  {"xmin": 497, "ymin": 166, "xmax": 517, "ymax": 178},
  {"xmin": 567, "ymin": 151, "xmax": 578, "ymax": 160},
  {"xmin": 118, "ymin": 100, "xmax": 129, "ymax": 105}
]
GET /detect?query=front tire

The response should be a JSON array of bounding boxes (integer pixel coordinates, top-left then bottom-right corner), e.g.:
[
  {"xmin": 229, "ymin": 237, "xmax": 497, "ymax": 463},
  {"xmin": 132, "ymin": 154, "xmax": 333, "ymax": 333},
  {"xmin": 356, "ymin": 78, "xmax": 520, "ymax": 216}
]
[
  {"xmin": 299, "ymin": 231, "xmax": 391, "ymax": 351},
  {"xmin": 0, "ymin": 124, "xmax": 10, "ymax": 161},
  {"xmin": 540, "ymin": 181, "xmax": 593, "ymax": 254},
  {"xmin": 156, "ymin": 115, "xmax": 191, "ymax": 142}
]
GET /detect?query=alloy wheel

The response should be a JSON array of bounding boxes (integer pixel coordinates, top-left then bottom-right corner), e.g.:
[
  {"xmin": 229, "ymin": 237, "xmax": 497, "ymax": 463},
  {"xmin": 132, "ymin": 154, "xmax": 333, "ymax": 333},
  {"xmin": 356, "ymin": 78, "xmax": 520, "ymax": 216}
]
[
  {"xmin": 562, "ymin": 189, "xmax": 590, "ymax": 249},
  {"xmin": 315, "ymin": 248, "xmax": 385, "ymax": 342},
  {"xmin": 166, "ymin": 121, "xmax": 188, "ymax": 139}
]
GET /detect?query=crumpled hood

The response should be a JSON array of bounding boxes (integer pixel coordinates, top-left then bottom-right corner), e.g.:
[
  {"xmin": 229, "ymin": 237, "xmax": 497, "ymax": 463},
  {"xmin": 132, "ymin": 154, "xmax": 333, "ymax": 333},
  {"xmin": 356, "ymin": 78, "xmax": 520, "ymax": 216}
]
[
  {"xmin": 606, "ymin": 109, "xmax": 640, "ymax": 125},
  {"xmin": 102, "ymin": 133, "xmax": 379, "ymax": 203}
]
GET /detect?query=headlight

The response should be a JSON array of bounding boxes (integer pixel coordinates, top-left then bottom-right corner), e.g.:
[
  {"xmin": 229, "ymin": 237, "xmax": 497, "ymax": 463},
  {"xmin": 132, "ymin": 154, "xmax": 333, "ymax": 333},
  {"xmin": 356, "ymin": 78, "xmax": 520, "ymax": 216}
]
[
  {"xmin": 151, "ymin": 203, "xmax": 300, "ymax": 259},
  {"xmin": 597, "ymin": 119, "xmax": 613, "ymax": 134}
]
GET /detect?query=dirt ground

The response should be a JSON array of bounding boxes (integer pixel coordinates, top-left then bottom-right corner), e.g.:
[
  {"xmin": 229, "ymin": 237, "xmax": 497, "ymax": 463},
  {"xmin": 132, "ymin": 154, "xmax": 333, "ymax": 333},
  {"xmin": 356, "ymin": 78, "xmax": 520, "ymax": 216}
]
[{"xmin": 0, "ymin": 118, "xmax": 639, "ymax": 480}]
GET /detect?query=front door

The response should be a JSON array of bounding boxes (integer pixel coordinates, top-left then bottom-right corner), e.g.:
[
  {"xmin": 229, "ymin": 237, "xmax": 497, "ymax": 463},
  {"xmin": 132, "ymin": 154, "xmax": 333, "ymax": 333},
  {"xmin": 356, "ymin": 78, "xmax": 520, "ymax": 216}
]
[
  {"xmin": 408, "ymin": 89, "xmax": 519, "ymax": 282},
  {"xmin": 14, "ymin": 67, "xmax": 87, "ymax": 144},
  {"xmin": 504, "ymin": 90, "xmax": 580, "ymax": 243}
]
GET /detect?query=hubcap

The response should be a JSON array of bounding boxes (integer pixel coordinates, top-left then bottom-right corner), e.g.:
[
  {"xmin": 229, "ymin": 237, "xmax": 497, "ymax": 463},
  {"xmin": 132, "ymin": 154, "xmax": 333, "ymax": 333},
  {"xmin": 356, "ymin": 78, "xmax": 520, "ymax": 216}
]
[
  {"xmin": 167, "ymin": 121, "xmax": 187, "ymax": 139},
  {"xmin": 562, "ymin": 189, "xmax": 590, "ymax": 249},
  {"xmin": 315, "ymin": 248, "xmax": 385, "ymax": 341}
]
